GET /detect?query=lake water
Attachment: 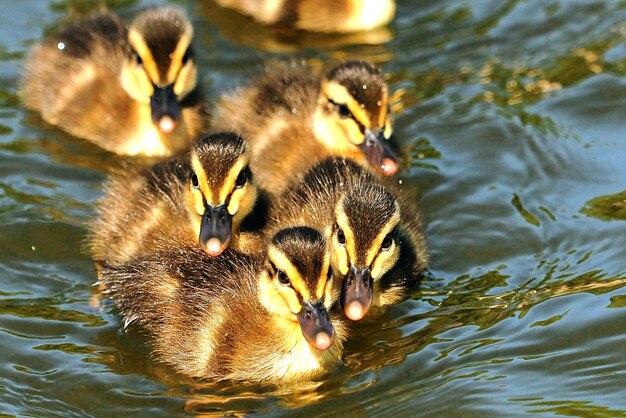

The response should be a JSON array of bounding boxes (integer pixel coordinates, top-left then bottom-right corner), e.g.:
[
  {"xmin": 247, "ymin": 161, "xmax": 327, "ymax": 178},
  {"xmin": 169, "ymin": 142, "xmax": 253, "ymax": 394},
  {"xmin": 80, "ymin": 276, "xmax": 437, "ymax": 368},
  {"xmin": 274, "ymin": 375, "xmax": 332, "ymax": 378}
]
[{"xmin": 1, "ymin": 0, "xmax": 625, "ymax": 416}]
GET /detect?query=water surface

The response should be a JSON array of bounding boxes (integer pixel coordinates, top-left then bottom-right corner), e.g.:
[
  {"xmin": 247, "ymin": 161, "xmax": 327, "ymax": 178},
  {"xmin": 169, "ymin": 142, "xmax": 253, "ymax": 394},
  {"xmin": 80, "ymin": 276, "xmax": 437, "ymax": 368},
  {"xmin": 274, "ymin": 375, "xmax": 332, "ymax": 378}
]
[{"xmin": 1, "ymin": 0, "xmax": 625, "ymax": 416}]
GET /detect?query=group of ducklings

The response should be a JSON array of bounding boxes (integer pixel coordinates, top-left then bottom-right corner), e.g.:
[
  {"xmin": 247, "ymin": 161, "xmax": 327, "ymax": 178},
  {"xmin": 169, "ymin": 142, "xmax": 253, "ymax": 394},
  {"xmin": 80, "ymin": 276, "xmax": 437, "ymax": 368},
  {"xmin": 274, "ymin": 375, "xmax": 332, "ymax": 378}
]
[{"xmin": 21, "ymin": 3, "xmax": 426, "ymax": 383}]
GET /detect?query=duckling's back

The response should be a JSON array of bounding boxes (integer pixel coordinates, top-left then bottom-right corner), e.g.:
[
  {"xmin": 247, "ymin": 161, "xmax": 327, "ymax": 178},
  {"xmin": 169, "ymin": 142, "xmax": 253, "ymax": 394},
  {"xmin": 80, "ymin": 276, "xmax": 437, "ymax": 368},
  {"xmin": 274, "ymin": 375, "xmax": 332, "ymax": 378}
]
[
  {"xmin": 21, "ymin": 12, "xmax": 133, "ymax": 145},
  {"xmin": 213, "ymin": 62, "xmax": 317, "ymax": 145},
  {"xmin": 267, "ymin": 158, "xmax": 376, "ymax": 232},
  {"xmin": 213, "ymin": 63, "xmax": 332, "ymax": 194},
  {"xmin": 89, "ymin": 157, "xmax": 191, "ymax": 266}
]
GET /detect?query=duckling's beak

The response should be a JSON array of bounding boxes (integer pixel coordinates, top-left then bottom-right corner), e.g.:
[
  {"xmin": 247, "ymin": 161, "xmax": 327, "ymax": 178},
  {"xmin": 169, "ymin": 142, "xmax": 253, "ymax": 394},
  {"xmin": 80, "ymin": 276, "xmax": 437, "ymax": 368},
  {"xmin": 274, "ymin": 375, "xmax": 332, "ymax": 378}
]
[
  {"xmin": 361, "ymin": 129, "xmax": 398, "ymax": 176},
  {"xmin": 150, "ymin": 84, "xmax": 181, "ymax": 134},
  {"xmin": 199, "ymin": 204, "xmax": 232, "ymax": 257},
  {"xmin": 297, "ymin": 300, "xmax": 335, "ymax": 351},
  {"xmin": 340, "ymin": 266, "xmax": 373, "ymax": 321}
]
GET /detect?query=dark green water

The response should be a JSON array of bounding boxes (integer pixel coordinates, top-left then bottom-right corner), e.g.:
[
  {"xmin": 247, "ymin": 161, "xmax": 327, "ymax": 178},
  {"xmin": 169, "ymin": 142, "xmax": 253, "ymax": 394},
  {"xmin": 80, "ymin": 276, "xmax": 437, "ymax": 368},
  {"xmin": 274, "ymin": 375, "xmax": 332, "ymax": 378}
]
[{"xmin": 1, "ymin": 0, "xmax": 626, "ymax": 416}]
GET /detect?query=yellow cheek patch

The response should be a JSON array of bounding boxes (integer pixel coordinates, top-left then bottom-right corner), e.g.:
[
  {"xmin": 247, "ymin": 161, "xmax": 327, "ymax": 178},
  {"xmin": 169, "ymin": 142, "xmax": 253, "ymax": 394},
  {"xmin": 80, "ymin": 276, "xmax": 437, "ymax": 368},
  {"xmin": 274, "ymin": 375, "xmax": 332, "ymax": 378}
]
[
  {"xmin": 120, "ymin": 64, "xmax": 153, "ymax": 104},
  {"xmin": 184, "ymin": 185, "xmax": 205, "ymax": 219},
  {"xmin": 218, "ymin": 158, "xmax": 249, "ymax": 204},
  {"xmin": 191, "ymin": 154, "xmax": 215, "ymax": 206},
  {"xmin": 229, "ymin": 186, "xmax": 257, "ymax": 232},
  {"xmin": 378, "ymin": 86, "xmax": 389, "ymax": 128},
  {"xmin": 335, "ymin": 205, "xmax": 358, "ymax": 266},
  {"xmin": 128, "ymin": 29, "xmax": 160, "ymax": 83},
  {"xmin": 324, "ymin": 274, "xmax": 337, "ymax": 309},
  {"xmin": 365, "ymin": 204, "xmax": 401, "ymax": 267},
  {"xmin": 227, "ymin": 189, "xmax": 242, "ymax": 216},
  {"xmin": 331, "ymin": 242, "xmax": 349, "ymax": 276},
  {"xmin": 370, "ymin": 246, "xmax": 400, "ymax": 280},
  {"xmin": 383, "ymin": 117, "xmax": 393, "ymax": 139},
  {"xmin": 314, "ymin": 253, "xmax": 331, "ymax": 300},
  {"xmin": 268, "ymin": 247, "xmax": 311, "ymax": 302},
  {"xmin": 174, "ymin": 62, "xmax": 197, "ymax": 99},
  {"xmin": 258, "ymin": 271, "xmax": 296, "ymax": 320},
  {"xmin": 339, "ymin": 118, "xmax": 366, "ymax": 146},
  {"xmin": 166, "ymin": 32, "xmax": 192, "ymax": 83}
]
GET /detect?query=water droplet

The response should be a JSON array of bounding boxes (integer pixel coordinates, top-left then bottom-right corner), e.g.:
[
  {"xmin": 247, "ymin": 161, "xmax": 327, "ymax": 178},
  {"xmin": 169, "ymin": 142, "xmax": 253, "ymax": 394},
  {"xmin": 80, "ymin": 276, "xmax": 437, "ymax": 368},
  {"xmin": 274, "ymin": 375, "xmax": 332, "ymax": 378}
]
[
  {"xmin": 362, "ymin": 84, "xmax": 367, "ymax": 90},
  {"xmin": 57, "ymin": 42, "xmax": 65, "ymax": 51}
]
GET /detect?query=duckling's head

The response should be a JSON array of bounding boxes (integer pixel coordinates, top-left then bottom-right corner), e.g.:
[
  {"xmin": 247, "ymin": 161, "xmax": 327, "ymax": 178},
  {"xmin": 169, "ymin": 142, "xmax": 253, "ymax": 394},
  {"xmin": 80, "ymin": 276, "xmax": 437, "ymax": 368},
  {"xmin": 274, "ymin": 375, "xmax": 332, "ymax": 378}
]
[
  {"xmin": 331, "ymin": 183, "xmax": 401, "ymax": 320},
  {"xmin": 314, "ymin": 61, "xmax": 398, "ymax": 176},
  {"xmin": 258, "ymin": 227, "xmax": 336, "ymax": 351},
  {"xmin": 185, "ymin": 132, "xmax": 257, "ymax": 257},
  {"xmin": 121, "ymin": 7, "xmax": 197, "ymax": 134}
]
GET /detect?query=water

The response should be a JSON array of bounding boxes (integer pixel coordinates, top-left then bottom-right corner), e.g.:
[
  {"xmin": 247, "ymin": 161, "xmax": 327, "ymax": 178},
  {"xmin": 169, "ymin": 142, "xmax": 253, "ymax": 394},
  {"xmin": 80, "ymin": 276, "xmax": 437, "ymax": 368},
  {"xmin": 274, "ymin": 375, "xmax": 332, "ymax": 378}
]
[{"xmin": 1, "ymin": 0, "xmax": 625, "ymax": 416}]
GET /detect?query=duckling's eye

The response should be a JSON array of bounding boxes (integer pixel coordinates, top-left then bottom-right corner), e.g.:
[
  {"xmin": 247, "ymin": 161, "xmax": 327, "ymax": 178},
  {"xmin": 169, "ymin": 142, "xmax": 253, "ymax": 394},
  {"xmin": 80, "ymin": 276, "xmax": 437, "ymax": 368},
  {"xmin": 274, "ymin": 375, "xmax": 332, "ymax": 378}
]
[
  {"xmin": 133, "ymin": 51, "xmax": 143, "ymax": 66},
  {"xmin": 337, "ymin": 103, "xmax": 351, "ymax": 119},
  {"xmin": 190, "ymin": 172, "xmax": 200, "ymax": 189},
  {"xmin": 336, "ymin": 226, "xmax": 346, "ymax": 246},
  {"xmin": 381, "ymin": 229, "xmax": 396, "ymax": 250},
  {"xmin": 234, "ymin": 166, "xmax": 249, "ymax": 188},
  {"xmin": 277, "ymin": 270, "xmax": 291, "ymax": 286},
  {"xmin": 182, "ymin": 48, "xmax": 193, "ymax": 65},
  {"xmin": 327, "ymin": 268, "xmax": 333, "ymax": 280}
]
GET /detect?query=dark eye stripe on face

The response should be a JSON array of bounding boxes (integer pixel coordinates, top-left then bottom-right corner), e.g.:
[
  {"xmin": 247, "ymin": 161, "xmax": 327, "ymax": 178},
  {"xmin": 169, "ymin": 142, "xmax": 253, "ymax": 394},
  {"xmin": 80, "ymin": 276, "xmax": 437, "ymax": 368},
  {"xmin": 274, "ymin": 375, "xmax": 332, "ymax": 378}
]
[{"xmin": 327, "ymin": 98, "xmax": 366, "ymax": 134}]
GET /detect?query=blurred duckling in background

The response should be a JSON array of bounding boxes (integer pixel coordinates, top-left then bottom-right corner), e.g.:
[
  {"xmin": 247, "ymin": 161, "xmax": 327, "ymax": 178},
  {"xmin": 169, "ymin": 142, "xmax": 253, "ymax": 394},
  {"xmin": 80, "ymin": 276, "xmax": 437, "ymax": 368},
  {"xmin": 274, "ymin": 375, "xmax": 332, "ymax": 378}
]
[
  {"xmin": 89, "ymin": 132, "xmax": 258, "ymax": 265},
  {"xmin": 266, "ymin": 158, "xmax": 428, "ymax": 321},
  {"xmin": 213, "ymin": 0, "xmax": 395, "ymax": 33},
  {"xmin": 21, "ymin": 7, "xmax": 207, "ymax": 157},
  {"xmin": 212, "ymin": 60, "xmax": 398, "ymax": 195},
  {"xmin": 100, "ymin": 226, "xmax": 345, "ymax": 382}
]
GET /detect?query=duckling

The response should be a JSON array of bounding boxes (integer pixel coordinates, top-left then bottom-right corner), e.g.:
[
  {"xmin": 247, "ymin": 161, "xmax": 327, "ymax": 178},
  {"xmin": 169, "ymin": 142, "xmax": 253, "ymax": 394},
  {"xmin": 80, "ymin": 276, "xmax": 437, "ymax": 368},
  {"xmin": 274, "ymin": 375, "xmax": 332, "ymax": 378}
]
[
  {"xmin": 265, "ymin": 158, "xmax": 428, "ymax": 321},
  {"xmin": 213, "ymin": 0, "xmax": 396, "ymax": 33},
  {"xmin": 212, "ymin": 60, "xmax": 398, "ymax": 195},
  {"xmin": 89, "ymin": 132, "xmax": 259, "ymax": 265},
  {"xmin": 21, "ymin": 7, "xmax": 207, "ymax": 157},
  {"xmin": 100, "ymin": 226, "xmax": 345, "ymax": 382}
]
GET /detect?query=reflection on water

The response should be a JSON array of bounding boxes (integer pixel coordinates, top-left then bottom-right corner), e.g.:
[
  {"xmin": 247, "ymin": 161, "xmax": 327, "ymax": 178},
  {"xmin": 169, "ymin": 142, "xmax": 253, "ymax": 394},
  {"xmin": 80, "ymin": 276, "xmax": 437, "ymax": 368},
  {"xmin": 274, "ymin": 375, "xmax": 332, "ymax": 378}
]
[
  {"xmin": 1, "ymin": 0, "xmax": 626, "ymax": 416},
  {"xmin": 196, "ymin": 1, "xmax": 394, "ymax": 53}
]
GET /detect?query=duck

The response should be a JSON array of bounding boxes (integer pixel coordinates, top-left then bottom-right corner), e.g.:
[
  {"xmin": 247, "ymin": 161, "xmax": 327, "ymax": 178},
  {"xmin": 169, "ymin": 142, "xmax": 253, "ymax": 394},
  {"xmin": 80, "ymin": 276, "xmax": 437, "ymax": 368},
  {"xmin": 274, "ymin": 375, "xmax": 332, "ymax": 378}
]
[
  {"xmin": 89, "ymin": 132, "xmax": 261, "ymax": 266},
  {"xmin": 212, "ymin": 0, "xmax": 396, "ymax": 33},
  {"xmin": 264, "ymin": 158, "xmax": 428, "ymax": 321},
  {"xmin": 212, "ymin": 60, "xmax": 399, "ymax": 196},
  {"xmin": 21, "ymin": 7, "xmax": 207, "ymax": 157},
  {"xmin": 99, "ymin": 226, "xmax": 346, "ymax": 382}
]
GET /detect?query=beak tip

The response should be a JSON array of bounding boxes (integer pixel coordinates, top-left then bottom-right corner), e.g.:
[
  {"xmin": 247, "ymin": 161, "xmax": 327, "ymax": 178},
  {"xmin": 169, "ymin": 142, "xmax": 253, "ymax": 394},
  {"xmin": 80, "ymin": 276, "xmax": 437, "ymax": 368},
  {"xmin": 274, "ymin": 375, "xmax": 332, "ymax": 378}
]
[
  {"xmin": 157, "ymin": 116, "xmax": 177, "ymax": 134},
  {"xmin": 313, "ymin": 331, "xmax": 334, "ymax": 351},
  {"xmin": 380, "ymin": 157, "xmax": 399, "ymax": 176},
  {"xmin": 205, "ymin": 238, "xmax": 226, "ymax": 257},
  {"xmin": 345, "ymin": 301, "xmax": 368, "ymax": 321}
]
